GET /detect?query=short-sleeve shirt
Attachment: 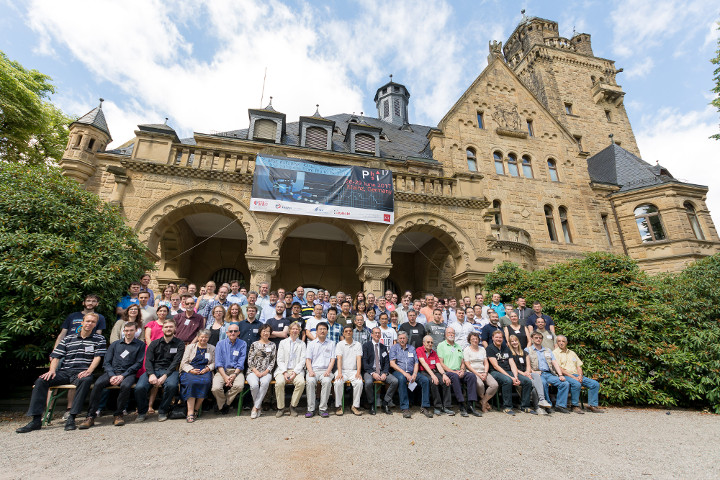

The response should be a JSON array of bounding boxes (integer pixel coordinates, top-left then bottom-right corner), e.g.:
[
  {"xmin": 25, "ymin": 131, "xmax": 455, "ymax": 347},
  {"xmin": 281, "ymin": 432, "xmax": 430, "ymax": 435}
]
[
  {"xmin": 379, "ymin": 326, "xmax": 397, "ymax": 347},
  {"xmin": 481, "ymin": 322, "xmax": 505, "ymax": 346},
  {"xmin": 399, "ymin": 322, "xmax": 426, "ymax": 349},
  {"xmin": 306, "ymin": 338, "xmax": 336, "ymax": 371},
  {"xmin": 425, "ymin": 322, "xmax": 447, "ymax": 347},
  {"xmin": 553, "ymin": 348, "xmax": 583, "ymax": 375},
  {"xmin": 416, "ymin": 346, "xmax": 440, "ymax": 373},
  {"xmin": 335, "ymin": 340, "xmax": 362, "ymax": 372},
  {"xmin": 486, "ymin": 343, "xmax": 512, "ymax": 373},
  {"xmin": 266, "ymin": 317, "xmax": 288, "ymax": 348},
  {"xmin": 61, "ymin": 311, "xmax": 106, "ymax": 335},
  {"xmin": 51, "ymin": 332, "xmax": 107, "ymax": 372},
  {"xmin": 463, "ymin": 345, "xmax": 487, "ymax": 373},
  {"xmin": 436, "ymin": 340, "xmax": 463, "ymax": 371},
  {"xmin": 389, "ymin": 343, "xmax": 416, "ymax": 373}
]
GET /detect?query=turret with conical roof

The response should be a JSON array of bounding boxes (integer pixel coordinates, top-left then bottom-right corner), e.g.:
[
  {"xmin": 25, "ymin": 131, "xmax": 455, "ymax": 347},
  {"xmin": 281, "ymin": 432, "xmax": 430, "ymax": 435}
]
[
  {"xmin": 60, "ymin": 99, "xmax": 112, "ymax": 183},
  {"xmin": 374, "ymin": 75, "xmax": 410, "ymax": 126}
]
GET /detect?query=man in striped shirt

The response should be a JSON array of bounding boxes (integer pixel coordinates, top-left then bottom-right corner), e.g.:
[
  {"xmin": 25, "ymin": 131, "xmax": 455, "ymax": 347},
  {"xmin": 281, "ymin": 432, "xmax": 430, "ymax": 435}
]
[{"xmin": 17, "ymin": 313, "xmax": 106, "ymax": 433}]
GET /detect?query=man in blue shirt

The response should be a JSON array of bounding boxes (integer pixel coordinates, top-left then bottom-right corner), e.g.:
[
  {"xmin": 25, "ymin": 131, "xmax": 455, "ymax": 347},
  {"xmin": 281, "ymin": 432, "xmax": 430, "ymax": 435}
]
[
  {"xmin": 211, "ymin": 325, "xmax": 247, "ymax": 414},
  {"xmin": 389, "ymin": 331, "xmax": 430, "ymax": 418},
  {"xmin": 525, "ymin": 330, "xmax": 570, "ymax": 414},
  {"xmin": 227, "ymin": 280, "xmax": 248, "ymax": 305},
  {"xmin": 488, "ymin": 293, "xmax": 506, "ymax": 318},
  {"xmin": 116, "ymin": 282, "xmax": 141, "ymax": 316}
]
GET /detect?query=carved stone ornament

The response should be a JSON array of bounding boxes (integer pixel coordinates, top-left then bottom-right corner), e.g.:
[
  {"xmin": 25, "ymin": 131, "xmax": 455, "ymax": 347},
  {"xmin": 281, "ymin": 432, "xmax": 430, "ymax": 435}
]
[
  {"xmin": 492, "ymin": 104, "xmax": 522, "ymax": 131},
  {"xmin": 489, "ymin": 40, "xmax": 503, "ymax": 56}
]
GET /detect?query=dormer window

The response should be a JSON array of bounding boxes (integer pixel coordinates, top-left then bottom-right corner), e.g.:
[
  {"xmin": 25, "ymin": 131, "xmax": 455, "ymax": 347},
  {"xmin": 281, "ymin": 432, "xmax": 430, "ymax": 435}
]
[
  {"xmin": 247, "ymin": 103, "xmax": 286, "ymax": 144},
  {"xmin": 305, "ymin": 127, "xmax": 328, "ymax": 149},
  {"xmin": 355, "ymin": 134, "xmax": 375, "ymax": 154},
  {"xmin": 254, "ymin": 119, "xmax": 277, "ymax": 141}
]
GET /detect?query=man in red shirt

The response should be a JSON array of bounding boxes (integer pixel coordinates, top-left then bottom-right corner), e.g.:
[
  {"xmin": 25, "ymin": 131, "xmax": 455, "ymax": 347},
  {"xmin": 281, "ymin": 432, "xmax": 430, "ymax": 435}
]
[{"xmin": 416, "ymin": 335, "xmax": 452, "ymax": 416}]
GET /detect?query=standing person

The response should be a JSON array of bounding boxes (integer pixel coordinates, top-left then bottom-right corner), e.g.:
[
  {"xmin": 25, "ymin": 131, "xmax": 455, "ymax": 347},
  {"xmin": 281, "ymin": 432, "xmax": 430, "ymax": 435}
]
[
  {"xmin": 241, "ymin": 291, "xmax": 263, "ymax": 321},
  {"xmin": 211, "ymin": 324, "xmax": 246, "ymax": 414},
  {"xmin": 488, "ymin": 293, "xmax": 506, "ymax": 318},
  {"xmin": 239, "ymin": 305, "xmax": 263, "ymax": 353},
  {"xmin": 304, "ymin": 303, "xmax": 325, "ymax": 341},
  {"xmin": 246, "ymin": 324, "xmax": 277, "ymax": 419},
  {"xmin": 487, "ymin": 330, "xmax": 531, "ymax": 416},
  {"xmin": 325, "ymin": 307, "xmax": 343, "ymax": 344},
  {"xmin": 201, "ymin": 286, "xmax": 231, "ymax": 326},
  {"xmin": 534, "ymin": 318, "xmax": 556, "ymax": 350},
  {"xmin": 227, "ymin": 280, "xmax": 247, "ymax": 305},
  {"xmin": 110, "ymin": 304, "xmax": 143, "ymax": 343},
  {"xmin": 514, "ymin": 296, "xmax": 531, "ymax": 326},
  {"xmin": 16, "ymin": 314, "xmax": 106, "ymax": 433},
  {"xmin": 337, "ymin": 301, "xmax": 354, "ymax": 327},
  {"xmin": 448, "ymin": 307, "xmax": 474, "ymax": 350},
  {"xmin": 116, "ymin": 282, "xmax": 142, "ymax": 316},
  {"xmin": 207, "ymin": 305, "xmax": 227, "ymax": 346},
  {"xmin": 139, "ymin": 274, "xmax": 155, "ymax": 306},
  {"xmin": 504, "ymin": 311, "xmax": 531, "ymax": 349},
  {"xmin": 259, "ymin": 290, "xmax": 280, "ymax": 323},
  {"xmin": 389, "ymin": 331, "xmax": 430, "ymax": 418},
  {"xmin": 554, "ymin": 335, "xmax": 604, "ymax": 413},
  {"xmin": 399, "ymin": 310, "xmax": 426, "ymax": 349},
  {"xmin": 169, "ymin": 294, "xmax": 184, "ymax": 317},
  {"xmin": 225, "ymin": 303, "xmax": 245, "ymax": 328},
  {"xmin": 145, "ymin": 305, "xmax": 168, "ymax": 344},
  {"xmin": 333, "ymin": 325, "xmax": 364, "ymax": 416},
  {"xmin": 305, "ymin": 322, "xmax": 336, "ymax": 418},
  {"xmin": 352, "ymin": 314, "xmax": 372, "ymax": 344},
  {"xmin": 79, "ymin": 321, "xmax": 145, "ymax": 428},
  {"xmin": 267, "ymin": 301, "xmax": 290, "ymax": 348},
  {"xmin": 53, "ymin": 294, "xmax": 106, "ymax": 350},
  {"xmin": 378, "ymin": 312, "xmax": 397, "ymax": 347},
  {"xmin": 187, "ymin": 283, "xmax": 198, "ymax": 301},
  {"xmin": 426, "ymin": 308, "xmax": 447, "ymax": 347},
  {"xmin": 274, "ymin": 321, "xmax": 307, "ymax": 417},
  {"xmin": 135, "ymin": 319, "xmax": 185, "ymax": 422},
  {"xmin": 526, "ymin": 301, "xmax": 556, "ymax": 334},
  {"xmin": 256, "ymin": 282, "xmax": 271, "ymax": 312},
  {"xmin": 389, "ymin": 311, "xmax": 401, "ymax": 332},
  {"xmin": 196, "ymin": 281, "xmax": 217, "ymax": 314},
  {"xmin": 138, "ymin": 291, "xmax": 157, "ymax": 325},
  {"xmin": 463, "ymin": 331, "xmax": 498, "ymax": 412},
  {"xmin": 156, "ymin": 285, "xmax": 174, "ymax": 309},
  {"xmin": 174, "ymin": 297, "xmax": 204, "ymax": 344},
  {"xmin": 395, "ymin": 295, "xmax": 411, "ymax": 325},
  {"xmin": 361, "ymin": 327, "xmax": 398, "ymax": 415},
  {"xmin": 179, "ymin": 329, "xmax": 215, "ymax": 423},
  {"xmin": 481, "ymin": 311, "xmax": 505, "ymax": 348}
]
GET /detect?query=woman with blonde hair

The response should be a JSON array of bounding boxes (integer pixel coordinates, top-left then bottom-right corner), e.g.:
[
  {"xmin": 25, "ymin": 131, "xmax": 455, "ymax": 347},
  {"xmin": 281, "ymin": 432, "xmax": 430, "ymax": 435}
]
[
  {"xmin": 225, "ymin": 302, "xmax": 245, "ymax": 327},
  {"xmin": 207, "ymin": 305, "xmax": 227, "ymax": 346},
  {"xmin": 196, "ymin": 281, "xmax": 217, "ymax": 313}
]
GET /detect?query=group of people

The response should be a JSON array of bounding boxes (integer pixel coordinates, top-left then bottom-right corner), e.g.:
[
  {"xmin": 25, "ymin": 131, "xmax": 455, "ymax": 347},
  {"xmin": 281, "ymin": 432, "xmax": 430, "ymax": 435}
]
[{"xmin": 16, "ymin": 276, "xmax": 603, "ymax": 433}]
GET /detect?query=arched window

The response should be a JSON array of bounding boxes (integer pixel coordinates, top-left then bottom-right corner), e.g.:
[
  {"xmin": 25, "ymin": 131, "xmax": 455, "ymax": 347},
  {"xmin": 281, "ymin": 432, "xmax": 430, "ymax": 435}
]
[
  {"xmin": 684, "ymin": 202, "xmax": 705, "ymax": 240},
  {"xmin": 522, "ymin": 155, "xmax": 533, "ymax": 178},
  {"xmin": 507, "ymin": 153, "xmax": 519, "ymax": 177},
  {"xmin": 492, "ymin": 199, "xmax": 502, "ymax": 225},
  {"xmin": 494, "ymin": 151, "xmax": 504, "ymax": 175},
  {"xmin": 466, "ymin": 148, "xmax": 478, "ymax": 172},
  {"xmin": 547, "ymin": 158, "xmax": 559, "ymax": 182},
  {"xmin": 634, "ymin": 204, "xmax": 666, "ymax": 242},
  {"xmin": 559, "ymin": 206, "xmax": 572, "ymax": 243},
  {"xmin": 545, "ymin": 205, "xmax": 558, "ymax": 241},
  {"xmin": 212, "ymin": 268, "xmax": 245, "ymax": 287}
]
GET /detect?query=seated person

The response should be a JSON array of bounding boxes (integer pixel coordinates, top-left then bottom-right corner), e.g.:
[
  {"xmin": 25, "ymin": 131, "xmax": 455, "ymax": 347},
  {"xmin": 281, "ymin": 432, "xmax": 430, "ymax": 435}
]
[
  {"xmin": 361, "ymin": 327, "xmax": 399, "ymax": 415},
  {"xmin": 436, "ymin": 328, "xmax": 481, "ymax": 417},
  {"xmin": 554, "ymin": 335, "xmax": 604, "ymax": 413},
  {"xmin": 246, "ymin": 324, "xmax": 277, "ymax": 419},
  {"xmin": 507, "ymin": 335, "xmax": 538, "ymax": 415},
  {"xmin": 416, "ymin": 335, "xmax": 450, "ymax": 416},
  {"xmin": 79, "ymin": 321, "xmax": 145, "ymax": 428},
  {"xmin": 463, "ymin": 331, "xmax": 498, "ymax": 412},
  {"xmin": 135, "ymin": 319, "xmax": 185, "ymax": 422},
  {"xmin": 274, "ymin": 321, "xmax": 307, "ymax": 417},
  {"xmin": 486, "ymin": 330, "xmax": 532, "ymax": 416},
  {"xmin": 389, "ymin": 331, "xmax": 430, "ymax": 418},
  {"xmin": 305, "ymin": 322, "xmax": 336, "ymax": 418},
  {"xmin": 334, "ymin": 325, "xmax": 364, "ymax": 416},
  {"xmin": 16, "ymin": 313, "xmax": 106, "ymax": 433},
  {"xmin": 211, "ymin": 324, "xmax": 247, "ymax": 414},
  {"xmin": 525, "ymin": 330, "xmax": 570, "ymax": 413},
  {"xmin": 179, "ymin": 329, "xmax": 215, "ymax": 422}
]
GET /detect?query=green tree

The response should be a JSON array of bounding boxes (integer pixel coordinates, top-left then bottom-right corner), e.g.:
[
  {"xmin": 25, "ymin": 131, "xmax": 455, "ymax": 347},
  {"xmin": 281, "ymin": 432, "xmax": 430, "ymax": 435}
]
[
  {"xmin": 712, "ymin": 22, "xmax": 720, "ymax": 140},
  {"xmin": 0, "ymin": 51, "xmax": 72, "ymax": 164},
  {"xmin": 0, "ymin": 161, "xmax": 154, "ymax": 366}
]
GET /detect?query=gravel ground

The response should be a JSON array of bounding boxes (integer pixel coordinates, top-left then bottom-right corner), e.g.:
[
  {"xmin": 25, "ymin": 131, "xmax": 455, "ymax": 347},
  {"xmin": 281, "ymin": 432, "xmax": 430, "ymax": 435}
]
[{"xmin": 0, "ymin": 407, "xmax": 718, "ymax": 479}]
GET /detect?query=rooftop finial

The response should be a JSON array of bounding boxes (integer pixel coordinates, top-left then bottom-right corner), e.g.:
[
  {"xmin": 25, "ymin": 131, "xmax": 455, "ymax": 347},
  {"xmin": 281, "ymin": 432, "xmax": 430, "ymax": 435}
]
[
  {"xmin": 268, "ymin": 96, "xmax": 273, "ymax": 107},
  {"xmin": 609, "ymin": 133, "xmax": 614, "ymax": 144},
  {"xmin": 164, "ymin": 117, "xmax": 169, "ymax": 125},
  {"xmin": 314, "ymin": 104, "xmax": 321, "ymax": 116},
  {"xmin": 98, "ymin": 98, "xmax": 104, "ymax": 108},
  {"xmin": 572, "ymin": 25, "xmax": 577, "ymax": 37},
  {"xmin": 389, "ymin": 74, "xmax": 393, "ymax": 82},
  {"xmin": 521, "ymin": 9, "xmax": 527, "ymax": 22}
]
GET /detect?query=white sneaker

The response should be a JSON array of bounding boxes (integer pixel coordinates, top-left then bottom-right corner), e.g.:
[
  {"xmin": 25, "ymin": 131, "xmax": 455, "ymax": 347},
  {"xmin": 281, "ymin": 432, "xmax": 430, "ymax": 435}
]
[
  {"xmin": 250, "ymin": 409, "xmax": 258, "ymax": 419},
  {"xmin": 538, "ymin": 399, "xmax": 552, "ymax": 408},
  {"xmin": 537, "ymin": 407, "xmax": 548, "ymax": 415}
]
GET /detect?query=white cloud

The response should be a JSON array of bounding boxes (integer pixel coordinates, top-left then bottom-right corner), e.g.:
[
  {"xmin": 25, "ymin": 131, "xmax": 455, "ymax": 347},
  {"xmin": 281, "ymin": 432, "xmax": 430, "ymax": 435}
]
[
  {"xmin": 24, "ymin": 0, "xmax": 466, "ymax": 147},
  {"xmin": 636, "ymin": 106, "xmax": 720, "ymax": 221},
  {"xmin": 626, "ymin": 57, "xmax": 654, "ymax": 78}
]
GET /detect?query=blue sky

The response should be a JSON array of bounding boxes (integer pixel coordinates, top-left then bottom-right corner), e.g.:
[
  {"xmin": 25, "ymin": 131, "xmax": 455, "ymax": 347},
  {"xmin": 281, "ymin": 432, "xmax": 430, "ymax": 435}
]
[{"xmin": 2, "ymin": 0, "xmax": 720, "ymax": 213}]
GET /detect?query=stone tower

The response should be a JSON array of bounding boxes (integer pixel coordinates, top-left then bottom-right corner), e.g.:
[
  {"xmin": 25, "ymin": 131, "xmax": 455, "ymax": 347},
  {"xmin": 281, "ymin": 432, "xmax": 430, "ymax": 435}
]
[
  {"xmin": 374, "ymin": 77, "xmax": 411, "ymax": 126},
  {"xmin": 502, "ymin": 16, "xmax": 639, "ymax": 156},
  {"xmin": 59, "ymin": 99, "xmax": 112, "ymax": 183}
]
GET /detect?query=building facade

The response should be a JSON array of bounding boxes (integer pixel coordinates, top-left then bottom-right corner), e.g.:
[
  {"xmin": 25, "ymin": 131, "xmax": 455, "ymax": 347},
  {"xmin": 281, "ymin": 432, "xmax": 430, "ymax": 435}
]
[{"xmin": 59, "ymin": 16, "xmax": 720, "ymax": 297}]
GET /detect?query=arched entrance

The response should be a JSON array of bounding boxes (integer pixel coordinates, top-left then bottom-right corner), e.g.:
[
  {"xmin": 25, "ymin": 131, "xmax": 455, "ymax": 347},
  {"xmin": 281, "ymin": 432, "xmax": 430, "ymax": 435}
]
[{"xmin": 271, "ymin": 221, "xmax": 363, "ymax": 294}]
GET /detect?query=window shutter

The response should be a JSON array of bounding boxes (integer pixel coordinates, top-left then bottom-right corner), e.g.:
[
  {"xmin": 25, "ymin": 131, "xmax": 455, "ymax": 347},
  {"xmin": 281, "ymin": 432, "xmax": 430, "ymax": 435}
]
[
  {"xmin": 305, "ymin": 127, "xmax": 327, "ymax": 149},
  {"xmin": 355, "ymin": 133, "xmax": 375, "ymax": 153},
  {"xmin": 254, "ymin": 119, "xmax": 277, "ymax": 141}
]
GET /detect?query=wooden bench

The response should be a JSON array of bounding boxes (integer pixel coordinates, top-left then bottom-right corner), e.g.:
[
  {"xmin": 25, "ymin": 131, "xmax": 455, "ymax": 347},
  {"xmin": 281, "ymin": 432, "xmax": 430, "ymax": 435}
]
[{"xmin": 41, "ymin": 384, "xmax": 76, "ymax": 426}]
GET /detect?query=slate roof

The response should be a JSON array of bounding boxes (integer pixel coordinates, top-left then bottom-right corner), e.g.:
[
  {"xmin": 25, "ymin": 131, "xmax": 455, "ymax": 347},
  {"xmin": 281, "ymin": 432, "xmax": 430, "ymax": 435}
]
[
  {"xmin": 587, "ymin": 143, "xmax": 678, "ymax": 192},
  {"xmin": 137, "ymin": 123, "xmax": 180, "ymax": 143},
  {"xmin": 73, "ymin": 105, "xmax": 111, "ymax": 140}
]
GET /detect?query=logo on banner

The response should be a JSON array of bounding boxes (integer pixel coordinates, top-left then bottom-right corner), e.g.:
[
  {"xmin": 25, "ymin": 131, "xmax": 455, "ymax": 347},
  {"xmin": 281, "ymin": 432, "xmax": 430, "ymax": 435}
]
[
  {"xmin": 333, "ymin": 210, "xmax": 350, "ymax": 216},
  {"xmin": 361, "ymin": 169, "xmax": 389, "ymax": 180},
  {"xmin": 254, "ymin": 200, "xmax": 268, "ymax": 207},
  {"xmin": 384, "ymin": 214, "xmax": 391, "ymax": 222}
]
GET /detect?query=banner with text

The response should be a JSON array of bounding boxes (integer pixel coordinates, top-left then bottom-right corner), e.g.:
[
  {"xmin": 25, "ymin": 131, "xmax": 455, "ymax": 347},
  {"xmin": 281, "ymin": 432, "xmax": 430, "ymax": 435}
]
[{"xmin": 250, "ymin": 154, "xmax": 394, "ymax": 224}]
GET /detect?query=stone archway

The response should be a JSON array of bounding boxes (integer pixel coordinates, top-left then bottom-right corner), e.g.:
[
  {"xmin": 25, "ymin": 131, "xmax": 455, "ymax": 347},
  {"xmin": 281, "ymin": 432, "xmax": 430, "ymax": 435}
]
[{"xmin": 134, "ymin": 190, "xmax": 261, "ymax": 287}]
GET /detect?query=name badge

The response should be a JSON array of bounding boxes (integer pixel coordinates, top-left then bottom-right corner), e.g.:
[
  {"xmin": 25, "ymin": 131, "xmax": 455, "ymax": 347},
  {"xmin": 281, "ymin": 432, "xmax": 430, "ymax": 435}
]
[
  {"xmin": 233, "ymin": 350, "xmax": 239, "ymax": 356},
  {"xmin": 265, "ymin": 346, "xmax": 272, "ymax": 353},
  {"xmin": 205, "ymin": 353, "xmax": 211, "ymax": 360},
  {"xmin": 407, "ymin": 352, "xmax": 414, "ymax": 358},
  {"xmin": 519, "ymin": 358, "xmax": 525, "ymax": 364},
  {"xmin": 382, "ymin": 351, "xmax": 387, "ymax": 358},
  {"xmin": 84, "ymin": 346, "xmax": 94, "ymax": 353},
  {"xmin": 412, "ymin": 329, "xmax": 418, "ymax": 334},
  {"xmin": 503, "ymin": 353, "xmax": 509, "ymax": 359},
  {"xmin": 120, "ymin": 350, "xmax": 129, "ymax": 358},
  {"xmin": 430, "ymin": 359, "xmax": 436, "ymax": 365},
  {"xmin": 184, "ymin": 319, "xmax": 191, "ymax": 326},
  {"xmin": 278, "ymin": 323, "xmax": 284, "ymax": 328},
  {"xmin": 546, "ymin": 334, "xmax": 552, "ymax": 339},
  {"xmin": 170, "ymin": 348, "xmax": 178, "ymax": 354},
  {"xmin": 253, "ymin": 329, "xmax": 258, "ymax": 334}
]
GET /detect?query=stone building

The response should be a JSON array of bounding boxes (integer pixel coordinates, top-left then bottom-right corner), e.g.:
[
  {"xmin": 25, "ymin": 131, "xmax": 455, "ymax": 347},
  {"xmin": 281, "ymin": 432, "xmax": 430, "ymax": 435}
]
[{"xmin": 59, "ymin": 16, "xmax": 720, "ymax": 297}]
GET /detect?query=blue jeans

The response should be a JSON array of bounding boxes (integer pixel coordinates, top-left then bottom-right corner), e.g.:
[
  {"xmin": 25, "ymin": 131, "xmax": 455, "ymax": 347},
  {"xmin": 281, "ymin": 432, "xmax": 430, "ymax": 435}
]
[
  {"xmin": 565, "ymin": 374, "xmax": 600, "ymax": 407},
  {"xmin": 135, "ymin": 369, "xmax": 180, "ymax": 415},
  {"xmin": 540, "ymin": 371, "xmax": 570, "ymax": 408},
  {"xmin": 490, "ymin": 371, "xmax": 532, "ymax": 409}
]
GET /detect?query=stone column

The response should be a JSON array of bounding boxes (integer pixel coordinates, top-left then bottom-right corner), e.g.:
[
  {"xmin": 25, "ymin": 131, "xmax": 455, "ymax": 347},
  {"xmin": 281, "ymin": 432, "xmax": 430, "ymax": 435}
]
[
  {"xmin": 356, "ymin": 263, "xmax": 392, "ymax": 294},
  {"xmin": 246, "ymin": 255, "xmax": 279, "ymax": 290},
  {"xmin": 107, "ymin": 166, "xmax": 129, "ymax": 207},
  {"xmin": 453, "ymin": 272, "xmax": 485, "ymax": 298}
]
